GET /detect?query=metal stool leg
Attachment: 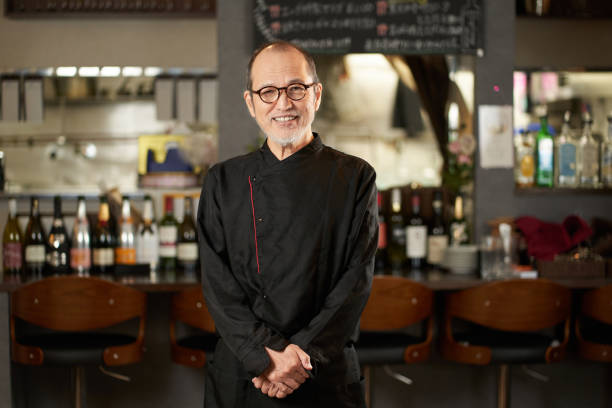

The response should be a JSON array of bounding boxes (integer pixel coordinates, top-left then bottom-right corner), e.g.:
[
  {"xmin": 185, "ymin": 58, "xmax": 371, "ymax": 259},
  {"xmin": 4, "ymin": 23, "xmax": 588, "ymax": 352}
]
[{"xmin": 497, "ymin": 364, "xmax": 510, "ymax": 408}]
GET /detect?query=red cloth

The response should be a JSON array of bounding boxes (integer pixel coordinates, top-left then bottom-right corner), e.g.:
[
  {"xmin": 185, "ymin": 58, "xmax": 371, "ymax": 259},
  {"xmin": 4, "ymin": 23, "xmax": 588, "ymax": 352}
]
[{"xmin": 515, "ymin": 215, "xmax": 593, "ymax": 261}]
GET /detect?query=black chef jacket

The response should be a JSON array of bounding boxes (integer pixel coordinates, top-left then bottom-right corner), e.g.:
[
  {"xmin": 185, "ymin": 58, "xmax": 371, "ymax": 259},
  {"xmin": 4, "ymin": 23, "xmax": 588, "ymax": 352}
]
[{"xmin": 197, "ymin": 134, "xmax": 378, "ymax": 407}]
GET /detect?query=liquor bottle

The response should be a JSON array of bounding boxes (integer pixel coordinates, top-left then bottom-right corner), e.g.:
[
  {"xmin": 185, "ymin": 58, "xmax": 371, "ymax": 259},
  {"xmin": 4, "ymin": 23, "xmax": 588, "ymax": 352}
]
[
  {"xmin": 23, "ymin": 197, "xmax": 46, "ymax": 281},
  {"xmin": 92, "ymin": 196, "xmax": 115, "ymax": 278},
  {"xmin": 555, "ymin": 111, "xmax": 578, "ymax": 187},
  {"xmin": 115, "ymin": 196, "xmax": 136, "ymax": 265},
  {"xmin": 535, "ymin": 108, "xmax": 554, "ymax": 187},
  {"xmin": 427, "ymin": 191, "xmax": 448, "ymax": 268},
  {"xmin": 3, "ymin": 198, "xmax": 23, "ymax": 282},
  {"xmin": 514, "ymin": 129, "xmax": 535, "ymax": 188},
  {"xmin": 387, "ymin": 188, "xmax": 406, "ymax": 270},
  {"xmin": 136, "ymin": 195, "xmax": 159, "ymax": 273},
  {"xmin": 177, "ymin": 197, "xmax": 199, "ymax": 281},
  {"xmin": 70, "ymin": 196, "xmax": 91, "ymax": 276},
  {"xmin": 578, "ymin": 111, "xmax": 600, "ymax": 187},
  {"xmin": 46, "ymin": 195, "xmax": 71, "ymax": 275},
  {"xmin": 374, "ymin": 192, "xmax": 388, "ymax": 274},
  {"xmin": 600, "ymin": 114, "xmax": 612, "ymax": 187},
  {"xmin": 159, "ymin": 196, "xmax": 178, "ymax": 275},
  {"xmin": 449, "ymin": 194, "xmax": 469, "ymax": 246},
  {"xmin": 405, "ymin": 190, "xmax": 427, "ymax": 271}
]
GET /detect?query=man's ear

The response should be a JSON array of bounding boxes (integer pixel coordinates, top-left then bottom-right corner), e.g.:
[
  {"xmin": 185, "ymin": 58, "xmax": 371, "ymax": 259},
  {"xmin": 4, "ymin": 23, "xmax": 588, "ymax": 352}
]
[
  {"xmin": 244, "ymin": 91, "xmax": 256, "ymax": 118},
  {"xmin": 313, "ymin": 83, "xmax": 323, "ymax": 111}
]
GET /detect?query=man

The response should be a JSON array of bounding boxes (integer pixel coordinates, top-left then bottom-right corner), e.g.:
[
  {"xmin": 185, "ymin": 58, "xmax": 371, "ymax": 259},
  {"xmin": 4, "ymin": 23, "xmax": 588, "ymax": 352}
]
[{"xmin": 197, "ymin": 41, "xmax": 378, "ymax": 407}]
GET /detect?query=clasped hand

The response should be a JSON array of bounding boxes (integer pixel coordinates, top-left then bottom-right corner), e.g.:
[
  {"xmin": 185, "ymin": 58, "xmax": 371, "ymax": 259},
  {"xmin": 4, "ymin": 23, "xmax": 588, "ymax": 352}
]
[{"xmin": 251, "ymin": 344, "xmax": 312, "ymax": 399}]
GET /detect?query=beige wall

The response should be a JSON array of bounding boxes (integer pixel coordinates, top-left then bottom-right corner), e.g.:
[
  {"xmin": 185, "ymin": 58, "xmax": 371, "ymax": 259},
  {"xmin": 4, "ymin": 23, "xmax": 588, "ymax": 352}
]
[{"xmin": 0, "ymin": 0, "xmax": 217, "ymax": 69}]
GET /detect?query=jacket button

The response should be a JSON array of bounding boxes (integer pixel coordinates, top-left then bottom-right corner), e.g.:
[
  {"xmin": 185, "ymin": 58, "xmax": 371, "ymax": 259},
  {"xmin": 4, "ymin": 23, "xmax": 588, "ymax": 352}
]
[
  {"xmin": 262, "ymin": 294, "xmax": 267, "ymax": 300},
  {"xmin": 257, "ymin": 218, "xmax": 263, "ymax": 222}
]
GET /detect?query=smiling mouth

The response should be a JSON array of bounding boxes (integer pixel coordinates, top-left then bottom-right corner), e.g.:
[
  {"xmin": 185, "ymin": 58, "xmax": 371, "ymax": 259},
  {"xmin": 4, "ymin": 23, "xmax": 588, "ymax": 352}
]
[{"xmin": 273, "ymin": 115, "xmax": 298, "ymax": 122}]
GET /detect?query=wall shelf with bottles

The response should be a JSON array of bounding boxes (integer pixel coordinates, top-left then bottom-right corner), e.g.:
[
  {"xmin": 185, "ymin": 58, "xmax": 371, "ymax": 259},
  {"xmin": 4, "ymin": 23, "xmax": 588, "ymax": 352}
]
[{"xmin": 515, "ymin": 187, "xmax": 612, "ymax": 195}]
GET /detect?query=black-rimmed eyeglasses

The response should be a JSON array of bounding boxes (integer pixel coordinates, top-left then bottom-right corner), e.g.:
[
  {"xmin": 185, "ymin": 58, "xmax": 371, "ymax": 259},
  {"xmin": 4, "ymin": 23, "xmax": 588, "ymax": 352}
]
[{"xmin": 250, "ymin": 83, "xmax": 317, "ymax": 104}]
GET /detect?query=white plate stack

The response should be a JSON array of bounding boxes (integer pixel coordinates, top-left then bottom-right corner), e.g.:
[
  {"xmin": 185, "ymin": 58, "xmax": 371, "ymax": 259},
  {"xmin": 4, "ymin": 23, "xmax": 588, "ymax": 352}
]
[{"xmin": 442, "ymin": 245, "xmax": 479, "ymax": 275}]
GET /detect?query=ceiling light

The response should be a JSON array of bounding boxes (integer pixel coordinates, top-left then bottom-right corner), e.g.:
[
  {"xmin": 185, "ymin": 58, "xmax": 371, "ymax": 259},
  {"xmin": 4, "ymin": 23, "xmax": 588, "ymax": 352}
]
[
  {"xmin": 100, "ymin": 66, "xmax": 121, "ymax": 77},
  {"xmin": 56, "ymin": 66, "xmax": 77, "ymax": 77},
  {"xmin": 122, "ymin": 67, "xmax": 143, "ymax": 77},
  {"xmin": 78, "ymin": 67, "xmax": 100, "ymax": 77}
]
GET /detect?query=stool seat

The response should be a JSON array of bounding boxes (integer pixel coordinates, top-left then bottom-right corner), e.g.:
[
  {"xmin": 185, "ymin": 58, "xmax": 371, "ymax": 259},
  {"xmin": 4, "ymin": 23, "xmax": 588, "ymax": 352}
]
[
  {"xmin": 576, "ymin": 285, "xmax": 612, "ymax": 362},
  {"xmin": 454, "ymin": 329, "xmax": 557, "ymax": 364},
  {"xmin": 18, "ymin": 332, "xmax": 138, "ymax": 366},
  {"xmin": 357, "ymin": 331, "xmax": 426, "ymax": 365},
  {"xmin": 176, "ymin": 333, "xmax": 218, "ymax": 353}
]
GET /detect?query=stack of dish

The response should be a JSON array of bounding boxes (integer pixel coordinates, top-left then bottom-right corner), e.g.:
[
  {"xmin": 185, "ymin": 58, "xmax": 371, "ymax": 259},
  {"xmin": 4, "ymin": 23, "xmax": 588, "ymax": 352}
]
[{"xmin": 442, "ymin": 245, "xmax": 479, "ymax": 275}]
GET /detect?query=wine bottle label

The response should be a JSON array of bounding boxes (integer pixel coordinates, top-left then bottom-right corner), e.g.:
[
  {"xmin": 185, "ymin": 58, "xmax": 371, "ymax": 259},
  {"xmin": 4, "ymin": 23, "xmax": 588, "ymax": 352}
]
[
  {"xmin": 25, "ymin": 245, "xmax": 46, "ymax": 263},
  {"xmin": 3, "ymin": 242, "xmax": 23, "ymax": 269},
  {"xmin": 93, "ymin": 248, "xmax": 114, "ymax": 266},
  {"xmin": 47, "ymin": 251, "xmax": 68, "ymax": 267},
  {"xmin": 427, "ymin": 235, "xmax": 448, "ymax": 264},
  {"xmin": 377, "ymin": 222, "xmax": 387, "ymax": 249},
  {"xmin": 159, "ymin": 244, "xmax": 177, "ymax": 257},
  {"xmin": 115, "ymin": 247, "xmax": 136, "ymax": 264},
  {"xmin": 137, "ymin": 235, "xmax": 159, "ymax": 265},
  {"xmin": 582, "ymin": 145, "xmax": 599, "ymax": 177},
  {"xmin": 450, "ymin": 222, "xmax": 468, "ymax": 245},
  {"xmin": 159, "ymin": 226, "xmax": 178, "ymax": 243},
  {"xmin": 391, "ymin": 224, "xmax": 406, "ymax": 246},
  {"xmin": 602, "ymin": 149, "xmax": 612, "ymax": 182},
  {"xmin": 178, "ymin": 243, "xmax": 198, "ymax": 261},
  {"xmin": 538, "ymin": 138, "xmax": 553, "ymax": 171},
  {"xmin": 70, "ymin": 248, "xmax": 91, "ymax": 269},
  {"xmin": 519, "ymin": 155, "xmax": 535, "ymax": 179},
  {"xmin": 406, "ymin": 226, "xmax": 427, "ymax": 258},
  {"xmin": 559, "ymin": 143, "xmax": 577, "ymax": 177}
]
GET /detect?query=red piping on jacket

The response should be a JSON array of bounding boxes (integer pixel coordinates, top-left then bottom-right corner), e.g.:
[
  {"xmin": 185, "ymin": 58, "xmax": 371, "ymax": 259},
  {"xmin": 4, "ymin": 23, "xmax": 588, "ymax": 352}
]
[{"xmin": 248, "ymin": 176, "xmax": 261, "ymax": 274}]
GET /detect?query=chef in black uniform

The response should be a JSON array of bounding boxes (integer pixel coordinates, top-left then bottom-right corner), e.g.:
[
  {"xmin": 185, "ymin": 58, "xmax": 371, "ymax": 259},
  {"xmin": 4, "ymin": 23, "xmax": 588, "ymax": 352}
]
[{"xmin": 197, "ymin": 40, "xmax": 378, "ymax": 407}]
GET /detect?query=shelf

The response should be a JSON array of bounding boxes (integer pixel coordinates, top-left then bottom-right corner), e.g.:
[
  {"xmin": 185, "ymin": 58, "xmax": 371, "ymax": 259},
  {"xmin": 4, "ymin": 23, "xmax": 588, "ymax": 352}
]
[{"xmin": 515, "ymin": 187, "xmax": 612, "ymax": 195}]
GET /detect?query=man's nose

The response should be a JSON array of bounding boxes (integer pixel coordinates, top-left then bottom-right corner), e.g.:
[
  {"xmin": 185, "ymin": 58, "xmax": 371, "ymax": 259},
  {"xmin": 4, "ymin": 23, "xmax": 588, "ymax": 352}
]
[{"xmin": 275, "ymin": 90, "xmax": 293, "ymax": 108}]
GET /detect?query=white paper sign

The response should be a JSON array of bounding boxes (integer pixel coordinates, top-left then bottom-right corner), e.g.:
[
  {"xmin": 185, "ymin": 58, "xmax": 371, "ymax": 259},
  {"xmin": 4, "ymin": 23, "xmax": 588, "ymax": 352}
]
[
  {"xmin": 478, "ymin": 105, "xmax": 514, "ymax": 169},
  {"xmin": 1, "ymin": 80, "xmax": 20, "ymax": 122},
  {"xmin": 155, "ymin": 78, "xmax": 175, "ymax": 121},
  {"xmin": 177, "ymin": 79, "xmax": 196, "ymax": 123},
  {"xmin": 25, "ymin": 79, "xmax": 44, "ymax": 123}
]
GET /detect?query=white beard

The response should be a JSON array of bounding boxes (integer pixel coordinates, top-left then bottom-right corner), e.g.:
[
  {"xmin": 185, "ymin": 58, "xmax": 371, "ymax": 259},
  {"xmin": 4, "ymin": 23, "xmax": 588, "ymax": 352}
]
[{"xmin": 268, "ymin": 131, "xmax": 301, "ymax": 147}]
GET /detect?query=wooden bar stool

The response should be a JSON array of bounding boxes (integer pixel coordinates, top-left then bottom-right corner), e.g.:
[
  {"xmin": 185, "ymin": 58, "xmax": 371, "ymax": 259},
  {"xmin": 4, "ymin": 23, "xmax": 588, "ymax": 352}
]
[
  {"xmin": 575, "ymin": 284, "xmax": 612, "ymax": 362},
  {"xmin": 356, "ymin": 275, "xmax": 434, "ymax": 407},
  {"xmin": 440, "ymin": 279, "xmax": 571, "ymax": 408},
  {"xmin": 169, "ymin": 286, "xmax": 217, "ymax": 368},
  {"xmin": 10, "ymin": 276, "xmax": 147, "ymax": 408}
]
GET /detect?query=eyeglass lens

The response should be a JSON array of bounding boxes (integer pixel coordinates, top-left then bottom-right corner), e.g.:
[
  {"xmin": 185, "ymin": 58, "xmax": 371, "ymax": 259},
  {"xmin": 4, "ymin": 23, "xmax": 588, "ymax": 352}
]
[{"xmin": 259, "ymin": 84, "xmax": 307, "ymax": 103}]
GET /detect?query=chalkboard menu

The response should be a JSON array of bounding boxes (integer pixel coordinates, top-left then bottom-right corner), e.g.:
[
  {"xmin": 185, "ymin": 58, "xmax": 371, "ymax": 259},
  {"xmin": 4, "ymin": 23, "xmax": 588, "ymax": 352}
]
[{"xmin": 254, "ymin": 0, "xmax": 483, "ymax": 55}]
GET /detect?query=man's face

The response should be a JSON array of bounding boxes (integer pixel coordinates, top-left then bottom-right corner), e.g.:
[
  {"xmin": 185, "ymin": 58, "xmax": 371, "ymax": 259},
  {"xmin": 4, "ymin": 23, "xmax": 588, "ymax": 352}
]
[{"xmin": 244, "ymin": 47, "xmax": 322, "ymax": 147}]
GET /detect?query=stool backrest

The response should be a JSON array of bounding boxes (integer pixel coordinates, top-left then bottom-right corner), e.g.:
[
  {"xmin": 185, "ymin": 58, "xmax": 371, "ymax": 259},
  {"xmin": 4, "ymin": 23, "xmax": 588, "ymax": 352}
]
[
  {"xmin": 360, "ymin": 276, "xmax": 433, "ymax": 331},
  {"xmin": 11, "ymin": 276, "xmax": 147, "ymax": 331},
  {"xmin": 445, "ymin": 279, "xmax": 571, "ymax": 332},
  {"xmin": 580, "ymin": 284, "xmax": 612, "ymax": 325},
  {"xmin": 171, "ymin": 287, "xmax": 215, "ymax": 332}
]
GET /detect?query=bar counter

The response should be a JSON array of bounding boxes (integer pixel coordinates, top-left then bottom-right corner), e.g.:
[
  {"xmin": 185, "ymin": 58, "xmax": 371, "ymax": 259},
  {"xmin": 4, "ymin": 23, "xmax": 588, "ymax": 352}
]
[{"xmin": 1, "ymin": 269, "xmax": 610, "ymax": 293}]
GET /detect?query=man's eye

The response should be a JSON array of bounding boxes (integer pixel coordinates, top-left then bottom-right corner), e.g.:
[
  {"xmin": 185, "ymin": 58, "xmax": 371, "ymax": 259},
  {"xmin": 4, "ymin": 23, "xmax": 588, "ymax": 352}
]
[
  {"xmin": 260, "ymin": 88, "xmax": 277, "ymax": 97},
  {"xmin": 288, "ymin": 85, "xmax": 305, "ymax": 92}
]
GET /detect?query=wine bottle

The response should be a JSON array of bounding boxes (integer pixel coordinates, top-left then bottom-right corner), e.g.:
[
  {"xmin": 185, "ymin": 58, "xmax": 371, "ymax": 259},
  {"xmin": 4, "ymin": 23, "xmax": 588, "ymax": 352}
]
[
  {"xmin": 602, "ymin": 114, "xmax": 612, "ymax": 187},
  {"xmin": 387, "ymin": 188, "xmax": 406, "ymax": 271},
  {"xmin": 514, "ymin": 129, "xmax": 535, "ymax": 188},
  {"xmin": 578, "ymin": 111, "xmax": 600, "ymax": 187},
  {"xmin": 405, "ymin": 190, "xmax": 427, "ymax": 271},
  {"xmin": 23, "ymin": 197, "xmax": 46, "ymax": 281},
  {"xmin": 3, "ymin": 198, "xmax": 23, "ymax": 282},
  {"xmin": 136, "ymin": 195, "xmax": 159, "ymax": 273},
  {"xmin": 177, "ymin": 196, "xmax": 199, "ymax": 281},
  {"xmin": 374, "ymin": 192, "xmax": 388, "ymax": 274},
  {"xmin": 46, "ymin": 195, "xmax": 71, "ymax": 275},
  {"xmin": 449, "ymin": 194, "xmax": 469, "ymax": 246},
  {"xmin": 555, "ymin": 111, "xmax": 578, "ymax": 187},
  {"xmin": 115, "ymin": 196, "xmax": 136, "ymax": 265},
  {"xmin": 71, "ymin": 196, "xmax": 91, "ymax": 276},
  {"xmin": 159, "ymin": 196, "xmax": 178, "ymax": 276},
  {"xmin": 92, "ymin": 196, "xmax": 115, "ymax": 279},
  {"xmin": 427, "ymin": 190, "xmax": 448, "ymax": 268},
  {"xmin": 535, "ymin": 107, "xmax": 554, "ymax": 187}
]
